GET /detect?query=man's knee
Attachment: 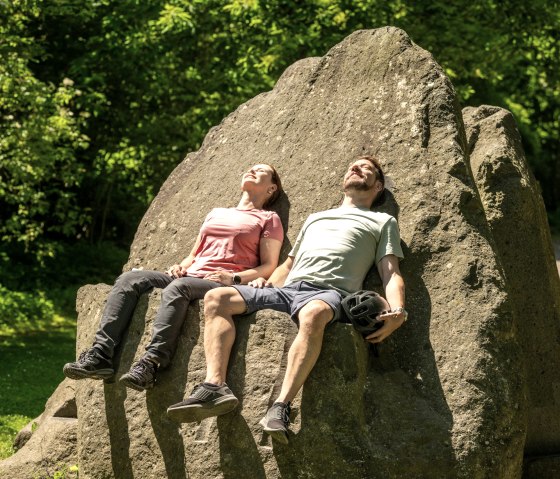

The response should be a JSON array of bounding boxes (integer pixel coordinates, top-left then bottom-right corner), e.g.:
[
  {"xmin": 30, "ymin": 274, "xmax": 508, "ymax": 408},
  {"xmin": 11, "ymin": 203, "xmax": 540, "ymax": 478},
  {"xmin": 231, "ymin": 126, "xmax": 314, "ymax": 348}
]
[
  {"xmin": 298, "ymin": 300, "xmax": 333, "ymax": 335},
  {"xmin": 204, "ymin": 287, "xmax": 244, "ymax": 318}
]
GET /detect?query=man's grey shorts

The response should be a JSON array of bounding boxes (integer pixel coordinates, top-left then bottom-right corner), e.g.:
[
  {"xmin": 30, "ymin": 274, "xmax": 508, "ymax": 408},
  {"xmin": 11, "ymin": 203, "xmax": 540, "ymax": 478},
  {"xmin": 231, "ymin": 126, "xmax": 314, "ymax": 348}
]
[{"xmin": 232, "ymin": 281, "xmax": 343, "ymax": 323}]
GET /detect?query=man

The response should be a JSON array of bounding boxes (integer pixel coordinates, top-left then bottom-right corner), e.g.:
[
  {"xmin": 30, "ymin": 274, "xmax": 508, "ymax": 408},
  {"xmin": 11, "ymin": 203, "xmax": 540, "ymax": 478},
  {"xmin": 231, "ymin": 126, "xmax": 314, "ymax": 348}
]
[{"xmin": 166, "ymin": 156, "xmax": 406, "ymax": 444}]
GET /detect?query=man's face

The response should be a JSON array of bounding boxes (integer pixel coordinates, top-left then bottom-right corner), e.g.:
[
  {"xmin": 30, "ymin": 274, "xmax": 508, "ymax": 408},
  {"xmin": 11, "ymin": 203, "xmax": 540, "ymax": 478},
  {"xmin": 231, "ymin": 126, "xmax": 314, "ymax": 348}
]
[{"xmin": 343, "ymin": 160, "xmax": 380, "ymax": 192}]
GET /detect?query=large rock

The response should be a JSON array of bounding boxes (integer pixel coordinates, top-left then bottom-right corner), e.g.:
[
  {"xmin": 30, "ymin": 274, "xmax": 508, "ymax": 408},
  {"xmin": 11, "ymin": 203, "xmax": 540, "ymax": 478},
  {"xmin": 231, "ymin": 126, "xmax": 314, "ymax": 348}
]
[
  {"xmin": 75, "ymin": 26, "xmax": 527, "ymax": 478},
  {"xmin": 73, "ymin": 284, "xmax": 377, "ymax": 478},
  {"xmin": 463, "ymin": 105, "xmax": 560, "ymax": 457},
  {"xmin": 0, "ymin": 380, "xmax": 78, "ymax": 478},
  {"xmin": 7, "ymin": 26, "xmax": 560, "ymax": 478}
]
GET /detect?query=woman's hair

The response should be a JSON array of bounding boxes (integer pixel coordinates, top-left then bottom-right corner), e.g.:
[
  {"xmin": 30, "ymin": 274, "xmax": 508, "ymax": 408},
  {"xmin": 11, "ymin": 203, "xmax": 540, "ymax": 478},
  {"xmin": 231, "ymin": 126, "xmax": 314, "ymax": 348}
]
[{"xmin": 263, "ymin": 164, "xmax": 283, "ymax": 209}]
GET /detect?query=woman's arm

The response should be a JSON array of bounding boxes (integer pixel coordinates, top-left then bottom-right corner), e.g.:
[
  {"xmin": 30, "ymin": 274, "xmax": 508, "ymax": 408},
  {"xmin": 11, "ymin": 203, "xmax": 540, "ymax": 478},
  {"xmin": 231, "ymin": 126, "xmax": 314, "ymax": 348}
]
[
  {"xmin": 166, "ymin": 233, "xmax": 202, "ymax": 277},
  {"xmin": 203, "ymin": 237, "xmax": 283, "ymax": 285},
  {"xmin": 180, "ymin": 233, "xmax": 203, "ymax": 270}
]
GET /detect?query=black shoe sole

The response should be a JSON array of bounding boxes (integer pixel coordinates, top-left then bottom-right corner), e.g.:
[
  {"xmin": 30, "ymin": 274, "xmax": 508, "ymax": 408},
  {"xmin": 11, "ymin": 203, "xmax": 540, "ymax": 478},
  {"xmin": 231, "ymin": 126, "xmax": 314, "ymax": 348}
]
[
  {"xmin": 259, "ymin": 417, "xmax": 289, "ymax": 445},
  {"xmin": 119, "ymin": 375, "xmax": 154, "ymax": 392},
  {"xmin": 167, "ymin": 396, "xmax": 239, "ymax": 423},
  {"xmin": 63, "ymin": 365, "xmax": 114, "ymax": 381}
]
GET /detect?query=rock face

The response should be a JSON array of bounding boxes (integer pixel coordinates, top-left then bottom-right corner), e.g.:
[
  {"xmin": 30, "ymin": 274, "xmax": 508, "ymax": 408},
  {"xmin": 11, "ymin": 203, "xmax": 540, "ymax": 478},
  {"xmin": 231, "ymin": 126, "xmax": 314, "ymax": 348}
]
[
  {"xmin": 0, "ymin": 379, "xmax": 78, "ymax": 479},
  {"xmin": 4, "ymin": 26, "xmax": 560, "ymax": 479},
  {"xmin": 463, "ymin": 106, "xmax": 560, "ymax": 456}
]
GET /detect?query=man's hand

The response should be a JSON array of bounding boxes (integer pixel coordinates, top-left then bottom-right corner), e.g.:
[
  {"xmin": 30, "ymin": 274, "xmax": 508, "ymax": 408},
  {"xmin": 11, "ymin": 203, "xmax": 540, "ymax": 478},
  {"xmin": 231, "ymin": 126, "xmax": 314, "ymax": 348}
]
[
  {"xmin": 248, "ymin": 277, "xmax": 272, "ymax": 288},
  {"xmin": 364, "ymin": 311, "xmax": 405, "ymax": 344}
]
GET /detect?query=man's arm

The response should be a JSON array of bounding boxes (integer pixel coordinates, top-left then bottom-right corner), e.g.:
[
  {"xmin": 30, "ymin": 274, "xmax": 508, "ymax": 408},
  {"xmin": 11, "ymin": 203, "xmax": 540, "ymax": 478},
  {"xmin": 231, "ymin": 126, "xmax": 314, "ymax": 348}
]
[
  {"xmin": 249, "ymin": 256, "xmax": 294, "ymax": 288},
  {"xmin": 365, "ymin": 254, "xmax": 406, "ymax": 344}
]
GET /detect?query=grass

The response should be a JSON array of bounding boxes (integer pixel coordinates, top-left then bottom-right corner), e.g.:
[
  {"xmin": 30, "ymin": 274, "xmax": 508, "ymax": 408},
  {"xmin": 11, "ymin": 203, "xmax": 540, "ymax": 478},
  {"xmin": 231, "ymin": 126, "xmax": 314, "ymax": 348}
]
[
  {"xmin": 0, "ymin": 313, "xmax": 76, "ymax": 460},
  {"xmin": 0, "ymin": 241, "xmax": 128, "ymax": 462}
]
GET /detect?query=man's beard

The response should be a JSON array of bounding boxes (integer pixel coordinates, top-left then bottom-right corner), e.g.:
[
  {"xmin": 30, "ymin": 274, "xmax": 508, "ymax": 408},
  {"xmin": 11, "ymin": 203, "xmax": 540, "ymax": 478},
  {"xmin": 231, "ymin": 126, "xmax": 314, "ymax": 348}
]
[{"xmin": 343, "ymin": 177, "xmax": 373, "ymax": 191}]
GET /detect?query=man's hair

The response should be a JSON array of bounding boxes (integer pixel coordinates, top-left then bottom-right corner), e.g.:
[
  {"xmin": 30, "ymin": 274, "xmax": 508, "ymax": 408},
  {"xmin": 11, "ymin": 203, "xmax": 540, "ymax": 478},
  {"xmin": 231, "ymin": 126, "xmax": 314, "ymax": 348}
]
[
  {"xmin": 357, "ymin": 155, "xmax": 385, "ymax": 187},
  {"xmin": 263, "ymin": 164, "xmax": 283, "ymax": 209}
]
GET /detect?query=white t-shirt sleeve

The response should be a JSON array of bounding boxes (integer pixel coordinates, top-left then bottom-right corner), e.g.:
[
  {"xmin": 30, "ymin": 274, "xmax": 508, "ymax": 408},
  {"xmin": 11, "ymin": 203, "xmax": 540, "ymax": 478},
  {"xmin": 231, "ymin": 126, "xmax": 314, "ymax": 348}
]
[{"xmin": 375, "ymin": 216, "xmax": 404, "ymax": 264}]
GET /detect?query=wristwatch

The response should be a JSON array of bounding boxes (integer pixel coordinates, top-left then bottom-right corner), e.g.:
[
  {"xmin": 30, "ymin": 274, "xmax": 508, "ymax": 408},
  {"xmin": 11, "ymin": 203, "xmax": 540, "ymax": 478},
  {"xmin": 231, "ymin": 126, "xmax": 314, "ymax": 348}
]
[
  {"xmin": 232, "ymin": 274, "xmax": 242, "ymax": 285},
  {"xmin": 392, "ymin": 307, "xmax": 408, "ymax": 321}
]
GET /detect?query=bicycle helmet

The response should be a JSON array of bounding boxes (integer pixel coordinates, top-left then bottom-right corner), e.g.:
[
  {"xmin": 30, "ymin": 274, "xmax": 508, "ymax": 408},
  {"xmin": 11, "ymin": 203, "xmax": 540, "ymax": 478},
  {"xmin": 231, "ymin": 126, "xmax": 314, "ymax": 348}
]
[{"xmin": 341, "ymin": 290, "xmax": 390, "ymax": 336}]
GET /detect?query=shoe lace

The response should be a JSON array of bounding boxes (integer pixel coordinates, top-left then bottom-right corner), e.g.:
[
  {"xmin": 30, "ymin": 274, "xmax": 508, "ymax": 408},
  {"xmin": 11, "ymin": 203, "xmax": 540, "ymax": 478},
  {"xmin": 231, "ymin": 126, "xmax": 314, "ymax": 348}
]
[
  {"xmin": 189, "ymin": 384, "xmax": 202, "ymax": 399},
  {"xmin": 190, "ymin": 383, "xmax": 216, "ymax": 400},
  {"xmin": 78, "ymin": 349, "xmax": 98, "ymax": 362},
  {"xmin": 130, "ymin": 358, "xmax": 155, "ymax": 378},
  {"xmin": 271, "ymin": 402, "xmax": 291, "ymax": 425}
]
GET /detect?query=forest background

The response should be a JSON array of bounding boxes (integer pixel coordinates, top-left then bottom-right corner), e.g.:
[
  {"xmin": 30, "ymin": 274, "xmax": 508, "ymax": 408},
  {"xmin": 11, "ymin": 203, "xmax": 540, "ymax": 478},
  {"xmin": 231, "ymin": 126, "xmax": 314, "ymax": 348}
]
[{"xmin": 0, "ymin": 0, "xmax": 558, "ymax": 459}]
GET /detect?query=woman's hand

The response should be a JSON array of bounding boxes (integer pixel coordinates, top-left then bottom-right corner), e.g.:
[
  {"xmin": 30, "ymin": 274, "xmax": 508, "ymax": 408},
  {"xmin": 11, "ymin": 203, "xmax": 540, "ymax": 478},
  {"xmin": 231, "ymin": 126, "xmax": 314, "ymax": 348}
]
[
  {"xmin": 203, "ymin": 270, "xmax": 234, "ymax": 285},
  {"xmin": 166, "ymin": 264, "xmax": 187, "ymax": 278}
]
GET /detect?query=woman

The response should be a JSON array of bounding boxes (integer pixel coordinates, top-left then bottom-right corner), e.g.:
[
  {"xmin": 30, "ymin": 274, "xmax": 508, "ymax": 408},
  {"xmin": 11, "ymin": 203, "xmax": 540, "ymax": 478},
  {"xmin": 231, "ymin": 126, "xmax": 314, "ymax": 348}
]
[{"xmin": 63, "ymin": 164, "xmax": 283, "ymax": 391}]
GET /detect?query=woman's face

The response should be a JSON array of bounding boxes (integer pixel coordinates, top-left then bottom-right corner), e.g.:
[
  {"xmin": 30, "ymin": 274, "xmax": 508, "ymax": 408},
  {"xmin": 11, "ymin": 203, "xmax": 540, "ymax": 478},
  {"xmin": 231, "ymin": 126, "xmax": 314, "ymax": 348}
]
[{"xmin": 241, "ymin": 164, "xmax": 276, "ymax": 190}]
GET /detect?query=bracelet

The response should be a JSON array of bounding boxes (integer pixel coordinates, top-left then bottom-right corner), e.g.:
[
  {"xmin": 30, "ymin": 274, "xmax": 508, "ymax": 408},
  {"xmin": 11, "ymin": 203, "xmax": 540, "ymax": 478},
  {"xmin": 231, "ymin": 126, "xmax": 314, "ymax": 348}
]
[{"xmin": 392, "ymin": 307, "xmax": 408, "ymax": 321}]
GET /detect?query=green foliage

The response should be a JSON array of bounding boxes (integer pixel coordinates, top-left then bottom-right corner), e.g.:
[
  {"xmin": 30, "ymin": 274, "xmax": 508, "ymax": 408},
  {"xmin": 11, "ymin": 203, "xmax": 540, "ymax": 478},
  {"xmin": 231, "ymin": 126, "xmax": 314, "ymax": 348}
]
[
  {"xmin": 0, "ymin": 2, "xmax": 90, "ymax": 261},
  {"xmin": 1, "ymin": 0, "xmax": 559, "ymax": 268},
  {"xmin": 0, "ymin": 239, "xmax": 126, "ymax": 331},
  {"xmin": 0, "ymin": 284, "xmax": 55, "ymax": 329},
  {"xmin": 0, "ymin": 414, "xmax": 29, "ymax": 459},
  {"xmin": 41, "ymin": 241, "xmax": 128, "ymax": 288},
  {"xmin": 43, "ymin": 464, "xmax": 79, "ymax": 479}
]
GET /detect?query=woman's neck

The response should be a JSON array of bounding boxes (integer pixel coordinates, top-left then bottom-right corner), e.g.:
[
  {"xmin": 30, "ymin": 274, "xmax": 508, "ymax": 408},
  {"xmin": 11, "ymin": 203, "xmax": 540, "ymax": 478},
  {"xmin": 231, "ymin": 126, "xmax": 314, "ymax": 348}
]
[{"xmin": 237, "ymin": 191, "xmax": 265, "ymax": 210}]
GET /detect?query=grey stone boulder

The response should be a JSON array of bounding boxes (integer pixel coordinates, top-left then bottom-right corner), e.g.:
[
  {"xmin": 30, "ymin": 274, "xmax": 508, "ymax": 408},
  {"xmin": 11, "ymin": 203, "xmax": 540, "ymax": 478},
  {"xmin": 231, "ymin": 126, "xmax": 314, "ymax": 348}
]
[
  {"xmin": 0, "ymin": 380, "xmax": 78, "ymax": 478},
  {"xmin": 463, "ymin": 105, "xmax": 560, "ymax": 458},
  {"xmin": 12, "ymin": 378, "xmax": 76, "ymax": 451},
  {"xmin": 74, "ymin": 26, "xmax": 529, "ymax": 478}
]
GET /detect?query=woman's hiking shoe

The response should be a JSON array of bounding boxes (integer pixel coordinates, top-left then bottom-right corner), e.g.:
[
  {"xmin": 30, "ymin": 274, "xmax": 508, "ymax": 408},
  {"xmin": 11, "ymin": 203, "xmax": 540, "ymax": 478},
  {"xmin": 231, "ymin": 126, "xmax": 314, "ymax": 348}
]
[
  {"xmin": 63, "ymin": 348, "xmax": 114, "ymax": 380},
  {"xmin": 259, "ymin": 401, "xmax": 291, "ymax": 445},
  {"xmin": 119, "ymin": 357, "xmax": 158, "ymax": 391},
  {"xmin": 167, "ymin": 382, "xmax": 238, "ymax": 423}
]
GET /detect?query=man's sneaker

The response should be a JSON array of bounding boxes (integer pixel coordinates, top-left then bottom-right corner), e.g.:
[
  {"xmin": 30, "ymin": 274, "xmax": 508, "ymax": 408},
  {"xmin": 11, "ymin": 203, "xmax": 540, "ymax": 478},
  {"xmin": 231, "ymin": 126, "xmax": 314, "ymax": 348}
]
[
  {"xmin": 167, "ymin": 382, "xmax": 238, "ymax": 423},
  {"xmin": 259, "ymin": 401, "xmax": 291, "ymax": 445},
  {"xmin": 119, "ymin": 357, "xmax": 158, "ymax": 391},
  {"xmin": 63, "ymin": 348, "xmax": 114, "ymax": 380}
]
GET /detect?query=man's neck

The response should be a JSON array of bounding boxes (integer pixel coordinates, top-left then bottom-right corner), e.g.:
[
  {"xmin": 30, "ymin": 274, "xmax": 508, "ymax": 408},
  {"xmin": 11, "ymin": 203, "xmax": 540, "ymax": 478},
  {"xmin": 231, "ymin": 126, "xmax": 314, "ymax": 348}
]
[{"xmin": 341, "ymin": 192, "xmax": 374, "ymax": 209}]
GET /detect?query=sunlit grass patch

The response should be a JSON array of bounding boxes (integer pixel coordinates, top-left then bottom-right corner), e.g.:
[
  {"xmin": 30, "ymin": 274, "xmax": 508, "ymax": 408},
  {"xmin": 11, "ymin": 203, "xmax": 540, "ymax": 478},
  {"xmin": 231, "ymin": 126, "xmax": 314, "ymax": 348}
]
[{"xmin": 0, "ymin": 316, "xmax": 76, "ymax": 459}]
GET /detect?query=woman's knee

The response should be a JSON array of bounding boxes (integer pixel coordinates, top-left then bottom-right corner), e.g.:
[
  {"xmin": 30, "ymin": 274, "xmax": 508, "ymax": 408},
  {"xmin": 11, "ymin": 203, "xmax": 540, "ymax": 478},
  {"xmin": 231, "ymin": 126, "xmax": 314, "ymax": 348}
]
[
  {"xmin": 161, "ymin": 279, "xmax": 192, "ymax": 303},
  {"xmin": 114, "ymin": 270, "xmax": 145, "ymax": 291}
]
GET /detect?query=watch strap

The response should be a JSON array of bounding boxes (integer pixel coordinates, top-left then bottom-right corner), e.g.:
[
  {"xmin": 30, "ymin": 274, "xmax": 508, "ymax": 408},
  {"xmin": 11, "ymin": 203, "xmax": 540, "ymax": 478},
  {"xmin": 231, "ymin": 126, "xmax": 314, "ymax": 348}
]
[{"xmin": 392, "ymin": 307, "xmax": 408, "ymax": 321}]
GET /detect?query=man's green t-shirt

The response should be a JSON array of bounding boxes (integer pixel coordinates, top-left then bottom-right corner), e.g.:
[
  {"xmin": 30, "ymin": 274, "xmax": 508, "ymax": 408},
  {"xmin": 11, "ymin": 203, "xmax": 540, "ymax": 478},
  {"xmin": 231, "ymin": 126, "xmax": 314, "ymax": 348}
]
[{"xmin": 284, "ymin": 206, "xmax": 404, "ymax": 295}]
